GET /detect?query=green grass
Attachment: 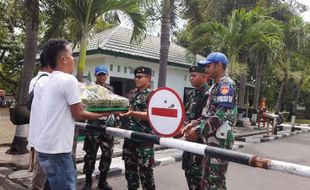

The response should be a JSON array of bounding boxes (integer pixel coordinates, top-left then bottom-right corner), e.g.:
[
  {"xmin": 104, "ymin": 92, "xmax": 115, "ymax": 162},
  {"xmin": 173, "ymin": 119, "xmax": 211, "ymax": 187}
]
[{"xmin": 296, "ymin": 119, "xmax": 310, "ymax": 125}]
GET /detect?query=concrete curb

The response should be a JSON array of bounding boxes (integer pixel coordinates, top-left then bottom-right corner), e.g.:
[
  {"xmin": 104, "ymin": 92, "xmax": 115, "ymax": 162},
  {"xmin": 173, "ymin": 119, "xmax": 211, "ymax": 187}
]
[
  {"xmin": 261, "ymin": 128, "xmax": 310, "ymax": 142},
  {"xmin": 236, "ymin": 128, "xmax": 310, "ymax": 143},
  {"xmin": 77, "ymin": 143, "xmax": 246, "ymax": 180}
]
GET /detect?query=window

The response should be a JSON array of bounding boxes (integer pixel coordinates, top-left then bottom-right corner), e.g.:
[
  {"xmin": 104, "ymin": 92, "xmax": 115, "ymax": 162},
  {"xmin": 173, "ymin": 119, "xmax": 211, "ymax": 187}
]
[
  {"xmin": 117, "ymin": 65, "xmax": 121, "ymax": 72},
  {"xmin": 184, "ymin": 75, "xmax": 187, "ymax": 81},
  {"xmin": 110, "ymin": 64, "xmax": 113, "ymax": 72},
  {"xmin": 124, "ymin": 66, "xmax": 127, "ymax": 73}
]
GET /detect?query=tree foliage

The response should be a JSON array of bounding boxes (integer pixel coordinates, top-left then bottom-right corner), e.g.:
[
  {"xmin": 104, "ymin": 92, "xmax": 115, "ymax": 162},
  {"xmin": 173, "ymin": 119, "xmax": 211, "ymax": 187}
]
[
  {"xmin": 176, "ymin": 0, "xmax": 310, "ymax": 115},
  {"xmin": 0, "ymin": 0, "xmax": 25, "ymax": 97},
  {"xmin": 0, "ymin": 0, "xmax": 309, "ymax": 117},
  {"xmin": 56, "ymin": 0, "xmax": 147, "ymax": 82}
]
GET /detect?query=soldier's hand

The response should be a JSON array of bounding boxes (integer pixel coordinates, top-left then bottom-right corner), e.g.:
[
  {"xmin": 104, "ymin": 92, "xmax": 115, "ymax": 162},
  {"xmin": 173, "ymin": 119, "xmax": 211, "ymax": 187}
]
[
  {"xmin": 113, "ymin": 111, "xmax": 127, "ymax": 117},
  {"xmin": 181, "ymin": 120, "xmax": 199, "ymax": 135},
  {"xmin": 173, "ymin": 130, "xmax": 184, "ymax": 138},
  {"xmin": 185, "ymin": 127, "xmax": 198, "ymax": 141},
  {"xmin": 190, "ymin": 120, "xmax": 198, "ymax": 126},
  {"xmin": 181, "ymin": 123, "xmax": 194, "ymax": 136},
  {"xmin": 119, "ymin": 108, "xmax": 133, "ymax": 117}
]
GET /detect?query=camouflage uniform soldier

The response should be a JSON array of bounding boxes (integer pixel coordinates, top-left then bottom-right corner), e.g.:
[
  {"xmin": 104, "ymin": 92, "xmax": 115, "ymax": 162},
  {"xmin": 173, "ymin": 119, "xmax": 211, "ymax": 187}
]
[
  {"xmin": 119, "ymin": 66, "xmax": 155, "ymax": 190},
  {"xmin": 83, "ymin": 65, "xmax": 115, "ymax": 190},
  {"xmin": 184, "ymin": 52, "xmax": 237, "ymax": 190},
  {"xmin": 182, "ymin": 66, "xmax": 209, "ymax": 190}
]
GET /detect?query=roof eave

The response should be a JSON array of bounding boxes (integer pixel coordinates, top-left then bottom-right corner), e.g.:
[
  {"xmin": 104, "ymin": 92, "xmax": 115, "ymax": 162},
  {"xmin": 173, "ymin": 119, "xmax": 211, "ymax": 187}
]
[{"xmin": 74, "ymin": 48, "xmax": 191, "ymax": 69}]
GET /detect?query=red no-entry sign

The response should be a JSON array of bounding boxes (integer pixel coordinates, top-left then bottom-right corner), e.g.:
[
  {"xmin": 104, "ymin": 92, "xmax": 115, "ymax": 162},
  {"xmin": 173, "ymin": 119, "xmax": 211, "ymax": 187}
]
[{"xmin": 147, "ymin": 87, "xmax": 185, "ymax": 137}]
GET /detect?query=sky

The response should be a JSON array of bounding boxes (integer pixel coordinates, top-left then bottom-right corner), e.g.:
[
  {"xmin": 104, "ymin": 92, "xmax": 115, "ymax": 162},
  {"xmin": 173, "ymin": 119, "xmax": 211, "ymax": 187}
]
[{"xmin": 297, "ymin": 0, "xmax": 310, "ymax": 22}]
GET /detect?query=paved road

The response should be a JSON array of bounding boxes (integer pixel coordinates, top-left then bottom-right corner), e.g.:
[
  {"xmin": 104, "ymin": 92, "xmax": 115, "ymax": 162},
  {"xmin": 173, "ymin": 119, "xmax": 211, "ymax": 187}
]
[
  {"xmin": 0, "ymin": 108, "xmax": 15, "ymax": 144},
  {"xmin": 2, "ymin": 132, "xmax": 310, "ymax": 189},
  {"xmin": 0, "ymin": 168, "xmax": 25, "ymax": 190},
  {"xmin": 100, "ymin": 133, "xmax": 310, "ymax": 190}
]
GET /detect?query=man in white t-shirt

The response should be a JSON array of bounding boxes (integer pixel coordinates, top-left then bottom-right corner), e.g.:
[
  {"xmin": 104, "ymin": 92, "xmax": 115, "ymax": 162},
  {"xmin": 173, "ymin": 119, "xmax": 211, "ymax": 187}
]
[
  {"xmin": 34, "ymin": 39, "xmax": 109, "ymax": 190},
  {"xmin": 28, "ymin": 53, "xmax": 53, "ymax": 190}
]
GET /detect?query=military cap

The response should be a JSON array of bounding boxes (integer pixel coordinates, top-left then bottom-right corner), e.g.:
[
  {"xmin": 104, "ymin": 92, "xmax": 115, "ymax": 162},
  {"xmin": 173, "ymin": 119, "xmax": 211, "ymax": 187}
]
[
  {"xmin": 189, "ymin": 66, "xmax": 206, "ymax": 73},
  {"xmin": 134, "ymin": 66, "xmax": 152, "ymax": 76}
]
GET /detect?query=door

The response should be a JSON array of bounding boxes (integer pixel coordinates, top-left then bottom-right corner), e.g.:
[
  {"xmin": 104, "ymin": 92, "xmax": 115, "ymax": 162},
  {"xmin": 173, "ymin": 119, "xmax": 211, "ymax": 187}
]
[{"xmin": 110, "ymin": 77, "xmax": 135, "ymax": 97}]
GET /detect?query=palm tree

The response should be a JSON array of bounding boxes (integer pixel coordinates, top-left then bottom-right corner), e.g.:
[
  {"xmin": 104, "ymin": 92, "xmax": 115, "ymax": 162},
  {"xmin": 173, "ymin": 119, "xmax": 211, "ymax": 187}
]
[
  {"xmin": 274, "ymin": 16, "xmax": 307, "ymax": 114},
  {"xmin": 274, "ymin": 58, "xmax": 290, "ymax": 114},
  {"xmin": 59, "ymin": 0, "xmax": 146, "ymax": 82},
  {"xmin": 187, "ymin": 8, "xmax": 282, "ymax": 108},
  {"xmin": 8, "ymin": 0, "xmax": 40, "ymax": 155},
  {"xmin": 248, "ymin": 23, "xmax": 283, "ymax": 110},
  {"xmin": 179, "ymin": 0, "xmax": 207, "ymax": 28},
  {"xmin": 247, "ymin": 36, "xmax": 282, "ymax": 124},
  {"xmin": 40, "ymin": 0, "xmax": 70, "ymax": 45},
  {"xmin": 158, "ymin": 0, "xmax": 215, "ymax": 87},
  {"xmin": 159, "ymin": 0, "xmax": 260, "ymax": 88},
  {"xmin": 229, "ymin": 9, "xmax": 283, "ymax": 109},
  {"xmin": 288, "ymin": 24, "xmax": 310, "ymax": 124},
  {"xmin": 18, "ymin": 0, "xmax": 39, "ymax": 108},
  {"xmin": 158, "ymin": 0, "xmax": 175, "ymax": 88},
  {"xmin": 288, "ymin": 54, "xmax": 310, "ymax": 128}
]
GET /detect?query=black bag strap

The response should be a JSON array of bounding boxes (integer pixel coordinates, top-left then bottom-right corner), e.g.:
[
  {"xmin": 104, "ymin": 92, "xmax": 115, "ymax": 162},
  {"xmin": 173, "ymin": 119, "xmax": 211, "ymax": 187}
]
[{"xmin": 31, "ymin": 73, "xmax": 48, "ymax": 91}]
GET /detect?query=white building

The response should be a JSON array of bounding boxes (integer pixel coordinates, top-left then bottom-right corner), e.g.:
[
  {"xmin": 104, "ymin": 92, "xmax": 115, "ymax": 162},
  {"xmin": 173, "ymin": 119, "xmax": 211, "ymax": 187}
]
[{"xmin": 75, "ymin": 26, "xmax": 203, "ymax": 100}]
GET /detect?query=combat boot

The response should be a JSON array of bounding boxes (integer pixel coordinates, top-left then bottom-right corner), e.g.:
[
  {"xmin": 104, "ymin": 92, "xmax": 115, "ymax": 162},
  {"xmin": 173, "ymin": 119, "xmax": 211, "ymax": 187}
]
[
  {"xmin": 98, "ymin": 172, "xmax": 112, "ymax": 190},
  {"xmin": 82, "ymin": 174, "xmax": 92, "ymax": 190}
]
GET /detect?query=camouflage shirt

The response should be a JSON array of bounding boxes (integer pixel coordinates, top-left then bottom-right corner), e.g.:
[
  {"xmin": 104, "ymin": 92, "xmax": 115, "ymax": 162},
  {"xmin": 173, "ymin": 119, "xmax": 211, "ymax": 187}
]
[
  {"xmin": 128, "ymin": 88, "xmax": 152, "ymax": 134},
  {"xmin": 197, "ymin": 76, "xmax": 237, "ymax": 133},
  {"xmin": 184, "ymin": 84, "xmax": 209, "ymax": 122}
]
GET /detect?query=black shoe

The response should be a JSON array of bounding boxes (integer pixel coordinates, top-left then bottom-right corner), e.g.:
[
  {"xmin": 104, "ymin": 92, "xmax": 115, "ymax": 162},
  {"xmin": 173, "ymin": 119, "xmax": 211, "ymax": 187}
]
[
  {"xmin": 82, "ymin": 175, "xmax": 92, "ymax": 190},
  {"xmin": 82, "ymin": 183, "xmax": 92, "ymax": 190},
  {"xmin": 98, "ymin": 173, "xmax": 112, "ymax": 190},
  {"xmin": 98, "ymin": 181, "xmax": 112, "ymax": 190}
]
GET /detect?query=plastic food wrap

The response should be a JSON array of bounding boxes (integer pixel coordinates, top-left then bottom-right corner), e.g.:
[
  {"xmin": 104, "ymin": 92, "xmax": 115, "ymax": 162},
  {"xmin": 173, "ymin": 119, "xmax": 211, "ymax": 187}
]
[{"xmin": 79, "ymin": 83, "xmax": 129, "ymax": 108}]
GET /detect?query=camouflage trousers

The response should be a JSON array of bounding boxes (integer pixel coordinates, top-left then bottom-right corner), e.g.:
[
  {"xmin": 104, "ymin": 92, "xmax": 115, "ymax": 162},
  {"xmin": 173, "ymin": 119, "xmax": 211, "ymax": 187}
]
[
  {"xmin": 200, "ymin": 130, "xmax": 234, "ymax": 190},
  {"xmin": 83, "ymin": 131, "xmax": 114, "ymax": 175},
  {"xmin": 122, "ymin": 139, "xmax": 155, "ymax": 190},
  {"xmin": 182, "ymin": 151, "xmax": 203, "ymax": 190}
]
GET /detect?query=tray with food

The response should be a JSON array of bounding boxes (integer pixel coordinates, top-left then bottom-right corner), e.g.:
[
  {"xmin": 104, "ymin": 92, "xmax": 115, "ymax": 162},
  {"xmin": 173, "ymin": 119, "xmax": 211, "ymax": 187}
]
[
  {"xmin": 86, "ymin": 107, "xmax": 128, "ymax": 112},
  {"xmin": 79, "ymin": 82, "xmax": 129, "ymax": 112}
]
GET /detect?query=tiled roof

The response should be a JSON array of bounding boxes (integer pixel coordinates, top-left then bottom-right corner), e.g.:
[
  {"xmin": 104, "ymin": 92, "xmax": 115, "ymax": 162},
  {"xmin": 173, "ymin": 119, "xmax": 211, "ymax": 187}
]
[{"xmin": 76, "ymin": 26, "xmax": 203, "ymax": 67}]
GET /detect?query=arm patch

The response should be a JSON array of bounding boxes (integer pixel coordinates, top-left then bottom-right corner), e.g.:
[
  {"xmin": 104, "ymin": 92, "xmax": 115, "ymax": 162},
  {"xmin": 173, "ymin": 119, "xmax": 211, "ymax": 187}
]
[{"xmin": 217, "ymin": 83, "xmax": 235, "ymax": 109}]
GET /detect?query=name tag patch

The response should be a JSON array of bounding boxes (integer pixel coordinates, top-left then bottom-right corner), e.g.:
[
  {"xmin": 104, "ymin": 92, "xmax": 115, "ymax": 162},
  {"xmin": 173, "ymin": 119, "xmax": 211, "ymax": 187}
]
[{"xmin": 217, "ymin": 95, "xmax": 233, "ymax": 103}]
